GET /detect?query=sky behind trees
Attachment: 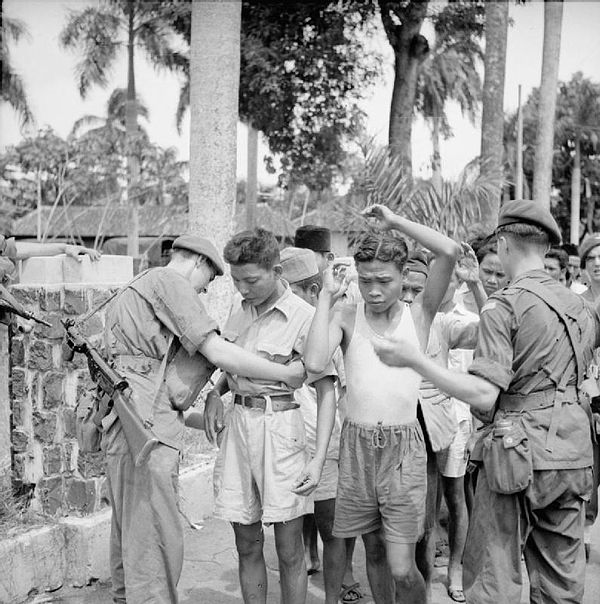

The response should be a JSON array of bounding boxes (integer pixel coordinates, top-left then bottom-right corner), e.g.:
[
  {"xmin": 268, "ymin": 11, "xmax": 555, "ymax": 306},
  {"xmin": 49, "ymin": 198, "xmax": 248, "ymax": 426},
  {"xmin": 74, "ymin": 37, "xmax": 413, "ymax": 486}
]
[{"xmin": 1, "ymin": 0, "xmax": 599, "ymax": 185}]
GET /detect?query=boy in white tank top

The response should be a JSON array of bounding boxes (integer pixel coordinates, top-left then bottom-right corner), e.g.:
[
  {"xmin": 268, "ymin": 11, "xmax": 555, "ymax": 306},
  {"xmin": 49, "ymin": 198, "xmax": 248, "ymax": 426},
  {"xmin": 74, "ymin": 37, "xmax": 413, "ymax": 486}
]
[{"xmin": 305, "ymin": 205, "xmax": 460, "ymax": 604}]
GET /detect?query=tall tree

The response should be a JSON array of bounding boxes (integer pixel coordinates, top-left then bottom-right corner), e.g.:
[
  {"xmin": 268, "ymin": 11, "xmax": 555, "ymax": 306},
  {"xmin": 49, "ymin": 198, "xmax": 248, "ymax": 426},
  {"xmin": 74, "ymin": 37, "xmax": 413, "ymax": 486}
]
[
  {"xmin": 59, "ymin": 0, "xmax": 186, "ymax": 257},
  {"xmin": 479, "ymin": 0, "xmax": 509, "ymax": 230},
  {"xmin": 378, "ymin": 0, "xmax": 430, "ymax": 173},
  {"xmin": 532, "ymin": 0, "xmax": 563, "ymax": 208},
  {"xmin": 1, "ymin": 16, "xmax": 34, "ymax": 128}
]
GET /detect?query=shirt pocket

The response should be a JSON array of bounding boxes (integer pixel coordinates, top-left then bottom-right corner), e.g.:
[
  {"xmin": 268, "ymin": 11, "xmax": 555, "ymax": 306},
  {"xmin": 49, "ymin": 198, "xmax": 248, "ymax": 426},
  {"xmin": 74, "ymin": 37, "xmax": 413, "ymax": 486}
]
[{"xmin": 256, "ymin": 341, "xmax": 295, "ymax": 364}]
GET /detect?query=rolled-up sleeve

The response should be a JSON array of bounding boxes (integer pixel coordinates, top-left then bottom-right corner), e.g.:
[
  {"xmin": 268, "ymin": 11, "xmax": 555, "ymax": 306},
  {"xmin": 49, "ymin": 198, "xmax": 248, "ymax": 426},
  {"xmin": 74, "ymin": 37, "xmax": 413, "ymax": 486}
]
[
  {"xmin": 468, "ymin": 297, "xmax": 514, "ymax": 390},
  {"xmin": 149, "ymin": 272, "xmax": 219, "ymax": 355}
]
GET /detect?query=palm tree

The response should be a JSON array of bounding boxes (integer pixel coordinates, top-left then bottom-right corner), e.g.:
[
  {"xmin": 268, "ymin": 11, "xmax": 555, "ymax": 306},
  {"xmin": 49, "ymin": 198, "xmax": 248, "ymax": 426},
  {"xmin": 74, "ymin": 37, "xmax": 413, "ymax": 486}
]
[
  {"xmin": 1, "ymin": 16, "xmax": 34, "ymax": 128},
  {"xmin": 479, "ymin": 0, "xmax": 509, "ymax": 231},
  {"xmin": 416, "ymin": 46, "xmax": 482, "ymax": 193},
  {"xmin": 554, "ymin": 73, "xmax": 600, "ymax": 244},
  {"xmin": 532, "ymin": 0, "xmax": 563, "ymax": 208},
  {"xmin": 59, "ymin": 0, "xmax": 186, "ymax": 256}
]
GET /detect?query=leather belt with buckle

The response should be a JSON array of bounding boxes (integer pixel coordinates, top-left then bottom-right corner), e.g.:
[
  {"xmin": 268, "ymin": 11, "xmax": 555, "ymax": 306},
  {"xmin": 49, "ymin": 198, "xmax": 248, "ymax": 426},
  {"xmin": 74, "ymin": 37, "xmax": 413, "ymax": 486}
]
[{"xmin": 233, "ymin": 394, "xmax": 298, "ymax": 412}]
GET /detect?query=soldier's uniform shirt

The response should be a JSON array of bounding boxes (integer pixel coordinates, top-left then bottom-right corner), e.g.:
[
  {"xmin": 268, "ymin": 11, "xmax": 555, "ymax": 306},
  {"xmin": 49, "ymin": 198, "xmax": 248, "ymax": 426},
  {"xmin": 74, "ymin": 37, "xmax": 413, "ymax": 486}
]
[
  {"xmin": 463, "ymin": 269, "xmax": 598, "ymax": 604},
  {"xmin": 102, "ymin": 267, "xmax": 218, "ymax": 604}
]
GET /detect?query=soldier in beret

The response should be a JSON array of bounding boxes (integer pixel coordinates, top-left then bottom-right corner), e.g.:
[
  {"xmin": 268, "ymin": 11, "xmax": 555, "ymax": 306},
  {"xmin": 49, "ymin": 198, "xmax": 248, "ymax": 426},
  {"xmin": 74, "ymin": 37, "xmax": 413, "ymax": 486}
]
[
  {"xmin": 102, "ymin": 234, "xmax": 305, "ymax": 604},
  {"xmin": 373, "ymin": 200, "xmax": 598, "ymax": 603}
]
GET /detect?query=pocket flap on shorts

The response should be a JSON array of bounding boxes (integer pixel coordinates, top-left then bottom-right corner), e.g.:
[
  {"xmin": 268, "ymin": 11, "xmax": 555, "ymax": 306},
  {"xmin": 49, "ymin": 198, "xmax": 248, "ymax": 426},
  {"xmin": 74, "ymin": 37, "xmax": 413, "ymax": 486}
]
[{"xmin": 502, "ymin": 426, "xmax": 528, "ymax": 449}]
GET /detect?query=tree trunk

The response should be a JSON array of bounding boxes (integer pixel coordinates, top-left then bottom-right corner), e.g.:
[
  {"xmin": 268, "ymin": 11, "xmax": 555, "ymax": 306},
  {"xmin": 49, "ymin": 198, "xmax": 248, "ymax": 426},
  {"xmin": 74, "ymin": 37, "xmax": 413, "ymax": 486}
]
[
  {"xmin": 125, "ymin": 0, "xmax": 140, "ymax": 258},
  {"xmin": 431, "ymin": 117, "xmax": 442, "ymax": 194},
  {"xmin": 380, "ymin": 0, "xmax": 429, "ymax": 174},
  {"xmin": 532, "ymin": 0, "xmax": 563, "ymax": 208},
  {"xmin": 570, "ymin": 133, "xmax": 581, "ymax": 244},
  {"xmin": 189, "ymin": 0, "xmax": 241, "ymax": 322},
  {"xmin": 246, "ymin": 125, "xmax": 258, "ymax": 229},
  {"xmin": 479, "ymin": 0, "xmax": 509, "ymax": 231},
  {"xmin": 585, "ymin": 178, "xmax": 594, "ymax": 235}
]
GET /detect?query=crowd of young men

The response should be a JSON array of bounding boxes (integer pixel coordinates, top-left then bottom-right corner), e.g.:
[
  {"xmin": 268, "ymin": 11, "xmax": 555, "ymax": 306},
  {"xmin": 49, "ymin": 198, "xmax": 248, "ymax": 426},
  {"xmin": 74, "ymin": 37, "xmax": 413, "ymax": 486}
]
[{"xmin": 46, "ymin": 198, "xmax": 599, "ymax": 604}]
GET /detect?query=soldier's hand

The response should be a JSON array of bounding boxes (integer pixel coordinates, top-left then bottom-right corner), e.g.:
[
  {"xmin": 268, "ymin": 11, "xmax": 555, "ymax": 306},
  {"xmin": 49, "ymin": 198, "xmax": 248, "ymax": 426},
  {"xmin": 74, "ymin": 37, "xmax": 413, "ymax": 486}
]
[
  {"xmin": 360, "ymin": 204, "xmax": 397, "ymax": 230},
  {"xmin": 203, "ymin": 391, "xmax": 224, "ymax": 445},
  {"xmin": 372, "ymin": 334, "xmax": 421, "ymax": 369},
  {"xmin": 292, "ymin": 458, "xmax": 324, "ymax": 496},
  {"xmin": 283, "ymin": 359, "xmax": 307, "ymax": 389}
]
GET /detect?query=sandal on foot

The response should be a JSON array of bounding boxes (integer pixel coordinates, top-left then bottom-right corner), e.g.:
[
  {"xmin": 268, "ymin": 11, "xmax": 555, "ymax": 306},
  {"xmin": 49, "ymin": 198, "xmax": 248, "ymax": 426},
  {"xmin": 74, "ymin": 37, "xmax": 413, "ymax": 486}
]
[
  {"xmin": 447, "ymin": 586, "xmax": 466, "ymax": 603},
  {"xmin": 340, "ymin": 582, "xmax": 363, "ymax": 603}
]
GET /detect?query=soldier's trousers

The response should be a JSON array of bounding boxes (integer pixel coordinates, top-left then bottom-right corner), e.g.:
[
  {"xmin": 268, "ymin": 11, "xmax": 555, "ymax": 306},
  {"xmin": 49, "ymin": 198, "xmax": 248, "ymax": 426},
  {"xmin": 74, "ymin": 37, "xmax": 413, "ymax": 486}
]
[
  {"xmin": 464, "ymin": 466, "xmax": 592, "ymax": 604},
  {"xmin": 105, "ymin": 429, "xmax": 182, "ymax": 604}
]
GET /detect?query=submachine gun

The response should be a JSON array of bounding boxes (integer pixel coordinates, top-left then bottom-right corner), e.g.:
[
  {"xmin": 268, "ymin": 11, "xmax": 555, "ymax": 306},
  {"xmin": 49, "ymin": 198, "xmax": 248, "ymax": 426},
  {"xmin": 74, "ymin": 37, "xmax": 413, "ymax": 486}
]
[{"xmin": 62, "ymin": 318, "xmax": 159, "ymax": 466}]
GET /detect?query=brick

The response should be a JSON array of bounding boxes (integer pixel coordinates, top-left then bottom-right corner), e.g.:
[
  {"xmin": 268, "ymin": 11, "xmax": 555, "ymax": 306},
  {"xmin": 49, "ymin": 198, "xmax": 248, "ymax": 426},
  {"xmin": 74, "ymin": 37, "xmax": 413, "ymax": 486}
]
[
  {"xmin": 62, "ymin": 408, "xmax": 77, "ymax": 439},
  {"xmin": 76, "ymin": 372, "xmax": 96, "ymax": 398},
  {"xmin": 82, "ymin": 315, "xmax": 103, "ymax": 338},
  {"xmin": 12, "ymin": 453, "xmax": 26, "ymax": 481},
  {"xmin": 10, "ymin": 368, "xmax": 28, "ymax": 399},
  {"xmin": 12, "ymin": 397, "xmax": 27, "ymax": 427},
  {"xmin": 42, "ymin": 371, "xmax": 64, "ymax": 409},
  {"xmin": 66, "ymin": 477, "xmax": 97, "ymax": 514},
  {"xmin": 11, "ymin": 336, "xmax": 26, "ymax": 366},
  {"xmin": 91, "ymin": 289, "xmax": 117, "ymax": 307},
  {"xmin": 39, "ymin": 475, "xmax": 64, "ymax": 516},
  {"xmin": 35, "ymin": 314, "xmax": 65, "ymax": 340},
  {"xmin": 77, "ymin": 452, "xmax": 105, "ymax": 478},
  {"xmin": 63, "ymin": 289, "xmax": 88, "ymax": 316},
  {"xmin": 43, "ymin": 444, "xmax": 63, "ymax": 475},
  {"xmin": 41, "ymin": 288, "xmax": 62, "ymax": 312},
  {"xmin": 63, "ymin": 441, "xmax": 76, "ymax": 473},
  {"xmin": 10, "ymin": 287, "xmax": 43, "ymax": 308},
  {"xmin": 33, "ymin": 411, "xmax": 57, "ymax": 444},
  {"xmin": 28, "ymin": 339, "xmax": 53, "ymax": 372},
  {"xmin": 12, "ymin": 428, "xmax": 29, "ymax": 453}
]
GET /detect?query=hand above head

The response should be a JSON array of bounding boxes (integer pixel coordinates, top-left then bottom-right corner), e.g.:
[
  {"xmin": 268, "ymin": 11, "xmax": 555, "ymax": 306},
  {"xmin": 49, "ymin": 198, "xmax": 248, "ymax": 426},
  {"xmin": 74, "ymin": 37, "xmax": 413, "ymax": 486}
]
[
  {"xmin": 321, "ymin": 265, "xmax": 345, "ymax": 300},
  {"xmin": 291, "ymin": 458, "xmax": 324, "ymax": 496},
  {"xmin": 372, "ymin": 334, "xmax": 422, "ymax": 369},
  {"xmin": 203, "ymin": 391, "xmax": 224, "ymax": 445},
  {"xmin": 456, "ymin": 242, "xmax": 480, "ymax": 284},
  {"xmin": 65, "ymin": 244, "xmax": 102, "ymax": 262},
  {"xmin": 360, "ymin": 204, "xmax": 398, "ymax": 230}
]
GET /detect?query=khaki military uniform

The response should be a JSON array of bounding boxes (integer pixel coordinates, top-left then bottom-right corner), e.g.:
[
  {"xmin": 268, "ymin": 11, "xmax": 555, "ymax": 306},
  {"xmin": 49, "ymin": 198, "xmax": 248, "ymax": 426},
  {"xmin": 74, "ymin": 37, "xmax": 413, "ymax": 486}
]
[
  {"xmin": 103, "ymin": 267, "xmax": 218, "ymax": 604},
  {"xmin": 465, "ymin": 270, "xmax": 597, "ymax": 604}
]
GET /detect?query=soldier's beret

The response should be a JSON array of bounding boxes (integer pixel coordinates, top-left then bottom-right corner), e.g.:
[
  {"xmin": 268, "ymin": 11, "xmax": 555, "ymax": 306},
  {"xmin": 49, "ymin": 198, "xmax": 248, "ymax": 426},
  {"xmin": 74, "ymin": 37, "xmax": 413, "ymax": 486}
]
[
  {"xmin": 172, "ymin": 235, "xmax": 225, "ymax": 276},
  {"xmin": 280, "ymin": 247, "xmax": 319, "ymax": 284},
  {"xmin": 496, "ymin": 200, "xmax": 562, "ymax": 246},
  {"xmin": 579, "ymin": 234, "xmax": 600, "ymax": 267},
  {"xmin": 294, "ymin": 225, "xmax": 331, "ymax": 253}
]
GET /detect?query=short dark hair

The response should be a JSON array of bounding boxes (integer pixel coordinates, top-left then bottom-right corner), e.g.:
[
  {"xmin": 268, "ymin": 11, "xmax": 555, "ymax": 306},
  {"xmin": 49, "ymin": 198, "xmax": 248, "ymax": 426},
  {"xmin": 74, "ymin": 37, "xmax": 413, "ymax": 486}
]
[
  {"xmin": 223, "ymin": 228, "xmax": 280, "ymax": 269},
  {"xmin": 469, "ymin": 234, "xmax": 498, "ymax": 264},
  {"xmin": 294, "ymin": 273, "xmax": 323, "ymax": 293},
  {"xmin": 561, "ymin": 243, "xmax": 579, "ymax": 257},
  {"xmin": 545, "ymin": 247, "xmax": 568, "ymax": 271},
  {"xmin": 496, "ymin": 223, "xmax": 550, "ymax": 248},
  {"xmin": 353, "ymin": 232, "xmax": 408, "ymax": 272}
]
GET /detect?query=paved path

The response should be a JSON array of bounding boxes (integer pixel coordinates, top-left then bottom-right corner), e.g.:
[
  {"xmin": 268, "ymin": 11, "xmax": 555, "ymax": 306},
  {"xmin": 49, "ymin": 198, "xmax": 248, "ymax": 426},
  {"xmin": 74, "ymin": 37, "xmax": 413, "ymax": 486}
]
[{"xmin": 29, "ymin": 513, "xmax": 600, "ymax": 603}]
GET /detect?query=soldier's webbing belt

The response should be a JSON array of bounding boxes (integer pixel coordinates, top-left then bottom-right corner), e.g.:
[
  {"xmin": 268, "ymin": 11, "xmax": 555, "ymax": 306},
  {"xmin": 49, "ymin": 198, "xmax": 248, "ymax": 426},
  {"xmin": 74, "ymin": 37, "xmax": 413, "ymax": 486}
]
[{"xmin": 511, "ymin": 278, "xmax": 584, "ymax": 453}]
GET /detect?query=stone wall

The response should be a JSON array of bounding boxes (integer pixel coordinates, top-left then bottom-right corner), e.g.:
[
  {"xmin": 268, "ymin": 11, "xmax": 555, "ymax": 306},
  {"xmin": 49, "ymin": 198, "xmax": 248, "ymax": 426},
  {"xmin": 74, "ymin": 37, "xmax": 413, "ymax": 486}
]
[{"xmin": 8, "ymin": 255, "xmax": 133, "ymax": 517}]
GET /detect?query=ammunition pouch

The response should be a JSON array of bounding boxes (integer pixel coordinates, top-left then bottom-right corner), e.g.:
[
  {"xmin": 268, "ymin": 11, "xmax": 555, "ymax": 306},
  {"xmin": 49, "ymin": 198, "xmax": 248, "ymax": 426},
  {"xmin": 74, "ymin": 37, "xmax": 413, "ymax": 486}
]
[{"xmin": 482, "ymin": 421, "xmax": 533, "ymax": 494}]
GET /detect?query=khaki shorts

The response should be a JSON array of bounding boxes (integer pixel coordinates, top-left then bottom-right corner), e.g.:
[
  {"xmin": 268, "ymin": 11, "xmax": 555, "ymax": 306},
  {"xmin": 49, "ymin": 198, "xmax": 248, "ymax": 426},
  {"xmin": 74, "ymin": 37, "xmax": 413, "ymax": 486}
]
[
  {"xmin": 333, "ymin": 420, "xmax": 427, "ymax": 544},
  {"xmin": 437, "ymin": 418, "xmax": 472, "ymax": 478},
  {"xmin": 213, "ymin": 402, "xmax": 309, "ymax": 525}
]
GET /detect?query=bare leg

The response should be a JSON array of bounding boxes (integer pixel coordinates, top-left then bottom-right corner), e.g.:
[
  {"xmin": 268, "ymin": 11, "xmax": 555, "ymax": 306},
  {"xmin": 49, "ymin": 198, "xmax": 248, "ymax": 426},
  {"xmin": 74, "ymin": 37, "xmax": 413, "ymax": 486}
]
[
  {"xmin": 386, "ymin": 541, "xmax": 427, "ymax": 604},
  {"xmin": 343, "ymin": 537, "xmax": 360, "ymax": 593},
  {"xmin": 362, "ymin": 530, "xmax": 395, "ymax": 604},
  {"xmin": 442, "ymin": 475, "xmax": 468, "ymax": 596},
  {"xmin": 302, "ymin": 513, "xmax": 321, "ymax": 574},
  {"xmin": 416, "ymin": 528, "xmax": 436, "ymax": 603},
  {"xmin": 274, "ymin": 517, "xmax": 307, "ymax": 604},
  {"xmin": 233, "ymin": 521, "xmax": 267, "ymax": 604},
  {"xmin": 314, "ymin": 499, "xmax": 347, "ymax": 604}
]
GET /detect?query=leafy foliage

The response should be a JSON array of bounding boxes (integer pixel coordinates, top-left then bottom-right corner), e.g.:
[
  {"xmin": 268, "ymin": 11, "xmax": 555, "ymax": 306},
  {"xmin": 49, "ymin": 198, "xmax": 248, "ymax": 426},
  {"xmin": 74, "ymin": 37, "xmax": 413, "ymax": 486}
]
[
  {"xmin": 169, "ymin": 0, "xmax": 381, "ymax": 192},
  {"xmin": 1, "ymin": 16, "xmax": 34, "ymax": 127},
  {"xmin": 504, "ymin": 73, "xmax": 600, "ymax": 237}
]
